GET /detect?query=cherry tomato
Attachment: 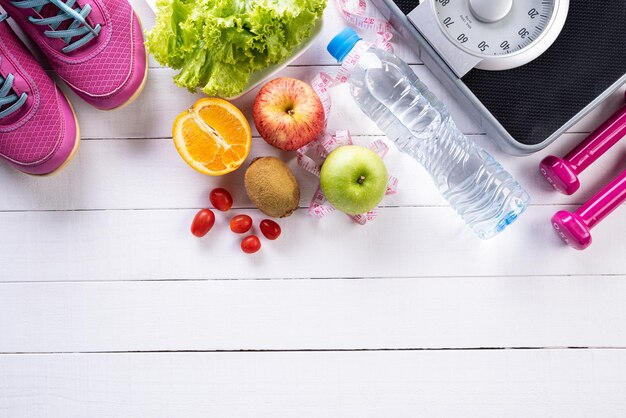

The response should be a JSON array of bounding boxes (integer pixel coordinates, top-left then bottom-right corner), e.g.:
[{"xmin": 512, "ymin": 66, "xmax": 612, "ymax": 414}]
[
  {"xmin": 241, "ymin": 235, "xmax": 261, "ymax": 254},
  {"xmin": 260, "ymin": 219, "xmax": 281, "ymax": 240},
  {"xmin": 230, "ymin": 214, "xmax": 253, "ymax": 234},
  {"xmin": 210, "ymin": 188, "xmax": 233, "ymax": 212},
  {"xmin": 191, "ymin": 209, "xmax": 215, "ymax": 237}
]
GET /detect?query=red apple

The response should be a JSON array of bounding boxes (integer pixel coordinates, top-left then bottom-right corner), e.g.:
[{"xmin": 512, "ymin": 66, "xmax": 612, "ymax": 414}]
[{"xmin": 253, "ymin": 77, "xmax": 325, "ymax": 151}]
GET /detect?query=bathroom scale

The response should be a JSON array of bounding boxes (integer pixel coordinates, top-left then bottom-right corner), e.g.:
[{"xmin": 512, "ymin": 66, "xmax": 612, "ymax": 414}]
[{"xmin": 371, "ymin": 0, "xmax": 626, "ymax": 154}]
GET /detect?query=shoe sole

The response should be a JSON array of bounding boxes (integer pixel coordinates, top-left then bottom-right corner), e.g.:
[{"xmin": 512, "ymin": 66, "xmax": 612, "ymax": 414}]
[
  {"xmin": 31, "ymin": 92, "xmax": 81, "ymax": 177},
  {"xmin": 105, "ymin": 13, "xmax": 149, "ymax": 112}
]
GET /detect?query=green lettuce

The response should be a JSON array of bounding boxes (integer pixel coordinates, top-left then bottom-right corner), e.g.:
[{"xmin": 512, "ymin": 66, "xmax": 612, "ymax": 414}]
[{"xmin": 147, "ymin": 0, "xmax": 327, "ymax": 97}]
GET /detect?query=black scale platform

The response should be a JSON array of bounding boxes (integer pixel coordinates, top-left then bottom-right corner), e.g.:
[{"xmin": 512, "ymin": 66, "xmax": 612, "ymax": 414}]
[{"xmin": 385, "ymin": 1, "xmax": 626, "ymax": 147}]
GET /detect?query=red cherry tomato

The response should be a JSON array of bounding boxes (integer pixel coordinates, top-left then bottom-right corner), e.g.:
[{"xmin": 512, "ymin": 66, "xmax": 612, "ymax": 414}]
[
  {"xmin": 191, "ymin": 209, "xmax": 215, "ymax": 237},
  {"xmin": 260, "ymin": 219, "xmax": 281, "ymax": 240},
  {"xmin": 230, "ymin": 214, "xmax": 253, "ymax": 234},
  {"xmin": 210, "ymin": 188, "xmax": 233, "ymax": 212},
  {"xmin": 241, "ymin": 235, "xmax": 261, "ymax": 254}
]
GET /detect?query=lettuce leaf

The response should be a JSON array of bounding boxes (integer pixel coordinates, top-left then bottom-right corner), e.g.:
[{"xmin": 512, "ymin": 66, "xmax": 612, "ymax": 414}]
[{"xmin": 146, "ymin": 0, "xmax": 327, "ymax": 97}]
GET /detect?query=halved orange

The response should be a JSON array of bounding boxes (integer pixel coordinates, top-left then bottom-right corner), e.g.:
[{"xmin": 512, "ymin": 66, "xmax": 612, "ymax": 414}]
[{"xmin": 172, "ymin": 98, "xmax": 252, "ymax": 176}]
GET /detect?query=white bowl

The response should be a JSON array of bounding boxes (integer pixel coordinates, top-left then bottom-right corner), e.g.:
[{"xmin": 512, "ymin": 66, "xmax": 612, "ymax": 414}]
[{"xmin": 144, "ymin": 0, "xmax": 323, "ymax": 99}]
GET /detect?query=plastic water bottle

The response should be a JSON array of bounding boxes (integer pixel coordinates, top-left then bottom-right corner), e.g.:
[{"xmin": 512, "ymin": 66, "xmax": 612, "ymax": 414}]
[{"xmin": 327, "ymin": 28, "xmax": 530, "ymax": 239}]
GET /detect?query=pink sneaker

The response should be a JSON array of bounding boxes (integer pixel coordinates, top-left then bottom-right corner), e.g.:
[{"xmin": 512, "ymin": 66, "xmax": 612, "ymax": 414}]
[
  {"xmin": 0, "ymin": 0, "xmax": 148, "ymax": 110},
  {"xmin": 0, "ymin": 13, "xmax": 79, "ymax": 175}
]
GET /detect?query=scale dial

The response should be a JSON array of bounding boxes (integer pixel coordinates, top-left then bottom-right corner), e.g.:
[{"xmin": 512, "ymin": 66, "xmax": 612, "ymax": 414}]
[{"xmin": 433, "ymin": 0, "xmax": 569, "ymax": 70}]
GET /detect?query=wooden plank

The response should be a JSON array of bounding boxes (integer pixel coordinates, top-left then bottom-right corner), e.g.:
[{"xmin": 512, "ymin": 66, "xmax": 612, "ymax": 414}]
[
  {"xmin": 3, "ymin": 133, "xmax": 625, "ymax": 212},
  {"xmin": 1, "ymin": 205, "xmax": 625, "ymax": 282},
  {"xmin": 58, "ymin": 64, "xmax": 626, "ymax": 145},
  {"xmin": 60, "ymin": 65, "xmax": 481, "ymax": 139},
  {"xmin": 3, "ymin": 277, "xmax": 626, "ymax": 352},
  {"xmin": 1, "ymin": 350, "xmax": 625, "ymax": 417}
]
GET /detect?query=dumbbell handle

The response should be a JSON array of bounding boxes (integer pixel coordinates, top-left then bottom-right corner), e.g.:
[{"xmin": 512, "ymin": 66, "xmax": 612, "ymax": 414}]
[
  {"xmin": 566, "ymin": 103, "xmax": 626, "ymax": 173},
  {"xmin": 577, "ymin": 169, "xmax": 626, "ymax": 228}
]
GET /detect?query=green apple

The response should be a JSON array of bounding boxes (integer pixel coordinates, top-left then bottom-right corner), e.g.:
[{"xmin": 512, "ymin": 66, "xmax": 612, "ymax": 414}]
[{"xmin": 320, "ymin": 145, "xmax": 388, "ymax": 215}]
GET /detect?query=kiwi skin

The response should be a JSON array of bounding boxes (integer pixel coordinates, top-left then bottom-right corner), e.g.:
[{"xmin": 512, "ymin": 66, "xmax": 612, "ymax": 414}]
[{"xmin": 244, "ymin": 157, "xmax": 300, "ymax": 218}]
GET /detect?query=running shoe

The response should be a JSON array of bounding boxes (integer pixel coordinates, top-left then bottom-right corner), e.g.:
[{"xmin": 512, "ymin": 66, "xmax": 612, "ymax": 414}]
[{"xmin": 0, "ymin": 13, "xmax": 79, "ymax": 175}]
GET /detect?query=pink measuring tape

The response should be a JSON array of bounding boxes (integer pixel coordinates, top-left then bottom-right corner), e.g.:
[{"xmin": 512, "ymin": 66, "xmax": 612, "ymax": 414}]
[
  {"xmin": 296, "ymin": 0, "xmax": 397, "ymax": 225},
  {"xmin": 335, "ymin": 0, "xmax": 394, "ymax": 51},
  {"xmin": 298, "ymin": 130, "xmax": 399, "ymax": 224}
]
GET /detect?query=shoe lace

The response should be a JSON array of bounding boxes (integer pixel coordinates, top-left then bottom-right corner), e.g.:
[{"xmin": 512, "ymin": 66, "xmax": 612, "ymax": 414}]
[
  {"xmin": 0, "ymin": 14, "xmax": 29, "ymax": 119},
  {"xmin": 11, "ymin": 0, "xmax": 101, "ymax": 53}
]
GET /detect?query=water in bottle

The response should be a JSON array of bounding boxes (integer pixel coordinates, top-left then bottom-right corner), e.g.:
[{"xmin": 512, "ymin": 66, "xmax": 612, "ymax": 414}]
[{"xmin": 327, "ymin": 28, "xmax": 530, "ymax": 239}]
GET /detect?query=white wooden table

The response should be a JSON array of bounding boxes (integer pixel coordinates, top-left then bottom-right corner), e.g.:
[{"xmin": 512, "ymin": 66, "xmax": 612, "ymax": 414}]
[{"xmin": 2, "ymin": 2, "xmax": 626, "ymax": 417}]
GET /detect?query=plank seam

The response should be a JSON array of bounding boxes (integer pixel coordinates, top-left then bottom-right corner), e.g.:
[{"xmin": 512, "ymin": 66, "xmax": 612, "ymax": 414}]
[
  {"xmin": 0, "ymin": 273, "xmax": 624, "ymax": 284},
  {"xmin": 0, "ymin": 203, "xmax": 610, "ymax": 214},
  {"xmin": 1, "ymin": 347, "xmax": 625, "ymax": 355}
]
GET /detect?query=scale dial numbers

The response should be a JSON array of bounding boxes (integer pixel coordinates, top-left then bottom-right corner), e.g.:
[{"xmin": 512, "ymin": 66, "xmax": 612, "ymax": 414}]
[
  {"xmin": 432, "ymin": 0, "xmax": 568, "ymax": 72},
  {"xmin": 435, "ymin": 0, "xmax": 554, "ymax": 57}
]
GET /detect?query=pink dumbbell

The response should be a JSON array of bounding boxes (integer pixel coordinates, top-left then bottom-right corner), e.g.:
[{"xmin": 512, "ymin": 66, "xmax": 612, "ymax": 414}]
[
  {"xmin": 552, "ymin": 169, "xmax": 626, "ymax": 250},
  {"xmin": 540, "ymin": 92, "xmax": 626, "ymax": 195}
]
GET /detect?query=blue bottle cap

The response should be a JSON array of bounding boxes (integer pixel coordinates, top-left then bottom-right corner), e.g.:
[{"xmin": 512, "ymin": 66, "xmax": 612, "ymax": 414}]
[{"xmin": 327, "ymin": 27, "xmax": 362, "ymax": 63}]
